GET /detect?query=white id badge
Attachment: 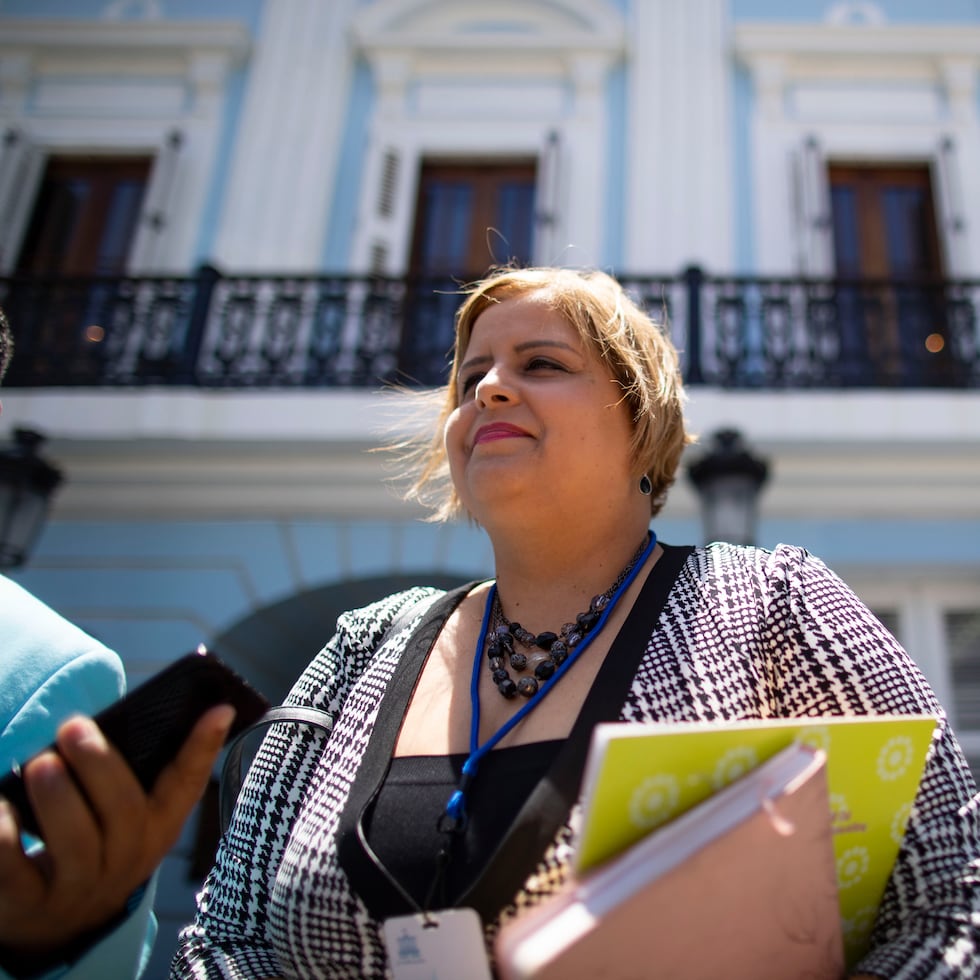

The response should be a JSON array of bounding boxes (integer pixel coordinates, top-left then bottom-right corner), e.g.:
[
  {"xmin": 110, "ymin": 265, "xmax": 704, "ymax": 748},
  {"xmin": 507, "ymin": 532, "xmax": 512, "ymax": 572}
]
[{"xmin": 383, "ymin": 907, "xmax": 492, "ymax": 980}]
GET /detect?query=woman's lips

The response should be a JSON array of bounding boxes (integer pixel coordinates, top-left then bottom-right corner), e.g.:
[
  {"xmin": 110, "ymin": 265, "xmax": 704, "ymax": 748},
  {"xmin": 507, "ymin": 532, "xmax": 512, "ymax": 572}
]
[{"xmin": 473, "ymin": 422, "xmax": 530, "ymax": 445}]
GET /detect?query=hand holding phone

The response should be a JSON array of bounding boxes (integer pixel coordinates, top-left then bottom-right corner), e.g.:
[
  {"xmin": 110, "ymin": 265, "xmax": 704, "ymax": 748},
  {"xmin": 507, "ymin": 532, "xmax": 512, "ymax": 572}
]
[
  {"xmin": 0, "ymin": 649, "xmax": 265, "ymax": 964},
  {"xmin": 0, "ymin": 647, "xmax": 269, "ymax": 839}
]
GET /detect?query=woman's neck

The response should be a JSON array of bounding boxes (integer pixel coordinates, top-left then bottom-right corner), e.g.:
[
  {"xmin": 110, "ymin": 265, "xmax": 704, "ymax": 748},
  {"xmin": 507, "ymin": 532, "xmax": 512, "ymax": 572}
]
[{"xmin": 488, "ymin": 521, "xmax": 653, "ymax": 635}]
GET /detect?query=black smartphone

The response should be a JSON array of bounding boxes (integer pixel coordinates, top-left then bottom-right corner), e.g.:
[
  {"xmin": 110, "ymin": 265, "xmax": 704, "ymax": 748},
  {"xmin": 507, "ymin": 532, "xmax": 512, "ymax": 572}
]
[{"xmin": 0, "ymin": 647, "xmax": 269, "ymax": 839}]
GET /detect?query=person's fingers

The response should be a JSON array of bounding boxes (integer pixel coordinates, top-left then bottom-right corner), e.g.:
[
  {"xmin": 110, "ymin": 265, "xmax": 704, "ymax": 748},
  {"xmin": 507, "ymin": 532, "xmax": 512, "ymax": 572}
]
[
  {"xmin": 20, "ymin": 750, "xmax": 104, "ymax": 894},
  {"xmin": 54, "ymin": 716, "xmax": 148, "ymax": 874},
  {"xmin": 0, "ymin": 798, "xmax": 32, "ymax": 894},
  {"xmin": 0, "ymin": 800, "xmax": 48, "ymax": 946},
  {"xmin": 146, "ymin": 704, "xmax": 236, "ymax": 850}
]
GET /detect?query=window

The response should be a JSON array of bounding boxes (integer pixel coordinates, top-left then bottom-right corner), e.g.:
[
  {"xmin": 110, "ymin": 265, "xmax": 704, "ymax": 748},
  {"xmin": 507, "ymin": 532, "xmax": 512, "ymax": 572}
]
[
  {"xmin": 409, "ymin": 160, "xmax": 537, "ymax": 278},
  {"xmin": 16, "ymin": 156, "xmax": 151, "ymax": 276},
  {"xmin": 829, "ymin": 164, "xmax": 942, "ymax": 281},
  {"xmin": 400, "ymin": 160, "xmax": 537, "ymax": 385},
  {"xmin": 828, "ymin": 163, "xmax": 960, "ymax": 385},
  {"xmin": 6, "ymin": 157, "xmax": 151, "ymax": 383}
]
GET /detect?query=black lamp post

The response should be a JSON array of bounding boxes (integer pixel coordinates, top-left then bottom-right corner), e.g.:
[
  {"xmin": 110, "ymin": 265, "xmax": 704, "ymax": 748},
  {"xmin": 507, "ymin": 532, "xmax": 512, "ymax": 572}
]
[
  {"xmin": 687, "ymin": 428, "xmax": 769, "ymax": 546},
  {"xmin": 0, "ymin": 428, "xmax": 64, "ymax": 569}
]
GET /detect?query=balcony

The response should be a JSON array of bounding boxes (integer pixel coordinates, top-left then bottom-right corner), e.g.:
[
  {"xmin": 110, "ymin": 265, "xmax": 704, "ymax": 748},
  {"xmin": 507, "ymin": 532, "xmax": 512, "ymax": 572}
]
[{"xmin": 2, "ymin": 266, "xmax": 978, "ymax": 390}]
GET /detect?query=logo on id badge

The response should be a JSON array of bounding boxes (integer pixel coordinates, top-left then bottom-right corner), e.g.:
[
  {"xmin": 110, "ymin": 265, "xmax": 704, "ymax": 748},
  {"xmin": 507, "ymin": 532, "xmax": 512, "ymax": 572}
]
[{"xmin": 383, "ymin": 908, "xmax": 492, "ymax": 980}]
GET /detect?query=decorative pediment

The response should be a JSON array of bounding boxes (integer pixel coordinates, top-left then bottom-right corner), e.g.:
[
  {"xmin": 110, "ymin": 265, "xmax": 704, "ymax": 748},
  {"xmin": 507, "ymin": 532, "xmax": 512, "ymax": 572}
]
[{"xmin": 353, "ymin": 0, "xmax": 625, "ymax": 58}]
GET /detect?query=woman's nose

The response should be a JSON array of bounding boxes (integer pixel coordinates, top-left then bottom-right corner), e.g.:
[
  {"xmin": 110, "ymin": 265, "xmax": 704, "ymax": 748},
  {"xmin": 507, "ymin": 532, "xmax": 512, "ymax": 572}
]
[{"xmin": 475, "ymin": 366, "xmax": 515, "ymax": 406}]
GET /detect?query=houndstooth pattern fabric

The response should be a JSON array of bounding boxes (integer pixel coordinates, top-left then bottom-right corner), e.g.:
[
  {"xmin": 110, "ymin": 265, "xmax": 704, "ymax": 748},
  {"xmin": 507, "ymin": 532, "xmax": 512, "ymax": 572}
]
[{"xmin": 171, "ymin": 543, "xmax": 980, "ymax": 979}]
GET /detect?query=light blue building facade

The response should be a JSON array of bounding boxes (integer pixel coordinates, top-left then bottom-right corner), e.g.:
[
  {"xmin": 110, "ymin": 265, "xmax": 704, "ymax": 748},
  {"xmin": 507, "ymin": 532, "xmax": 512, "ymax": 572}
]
[{"xmin": 1, "ymin": 2, "xmax": 979, "ymax": 974}]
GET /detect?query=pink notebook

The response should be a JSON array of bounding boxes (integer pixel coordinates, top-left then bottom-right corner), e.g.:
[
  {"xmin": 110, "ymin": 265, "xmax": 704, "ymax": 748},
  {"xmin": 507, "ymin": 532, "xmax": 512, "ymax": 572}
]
[{"xmin": 494, "ymin": 743, "xmax": 844, "ymax": 980}]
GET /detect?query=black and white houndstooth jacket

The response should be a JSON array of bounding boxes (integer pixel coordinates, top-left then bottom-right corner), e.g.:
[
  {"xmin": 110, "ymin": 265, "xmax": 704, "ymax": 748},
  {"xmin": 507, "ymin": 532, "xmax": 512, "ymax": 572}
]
[{"xmin": 172, "ymin": 543, "xmax": 980, "ymax": 979}]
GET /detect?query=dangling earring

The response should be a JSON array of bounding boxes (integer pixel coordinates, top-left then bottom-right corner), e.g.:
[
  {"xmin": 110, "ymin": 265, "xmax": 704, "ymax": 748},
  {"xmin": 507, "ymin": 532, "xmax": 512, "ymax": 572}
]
[{"xmin": 638, "ymin": 474, "xmax": 653, "ymax": 496}]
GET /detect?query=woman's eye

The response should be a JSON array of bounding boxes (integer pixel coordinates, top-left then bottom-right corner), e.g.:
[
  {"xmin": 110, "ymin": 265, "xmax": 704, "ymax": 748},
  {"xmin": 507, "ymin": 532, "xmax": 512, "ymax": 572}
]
[
  {"xmin": 460, "ymin": 372, "xmax": 482, "ymax": 394},
  {"xmin": 527, "ymin": 357, "xmax": 563, "ymax": 372}
]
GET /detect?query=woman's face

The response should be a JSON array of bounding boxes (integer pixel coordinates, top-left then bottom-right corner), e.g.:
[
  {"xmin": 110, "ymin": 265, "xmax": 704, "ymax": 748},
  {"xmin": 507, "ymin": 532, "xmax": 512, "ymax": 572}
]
[{"xmin": 444, "ymin": 293, "xmax": 637, "ymax": 527}]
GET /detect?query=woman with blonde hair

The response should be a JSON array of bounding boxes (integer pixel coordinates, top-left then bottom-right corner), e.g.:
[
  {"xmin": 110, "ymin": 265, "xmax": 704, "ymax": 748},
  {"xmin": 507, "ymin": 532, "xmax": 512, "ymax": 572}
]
[{"xmin": 175, "ymin": 268, "xmax": 979, "ymax": 979}]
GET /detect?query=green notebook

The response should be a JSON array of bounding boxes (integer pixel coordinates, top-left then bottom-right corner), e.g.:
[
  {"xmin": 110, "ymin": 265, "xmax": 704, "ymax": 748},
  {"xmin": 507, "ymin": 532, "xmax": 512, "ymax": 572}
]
[{"xmin": 575, "ymin": 714, "xmax": 936, "ymax": 965}]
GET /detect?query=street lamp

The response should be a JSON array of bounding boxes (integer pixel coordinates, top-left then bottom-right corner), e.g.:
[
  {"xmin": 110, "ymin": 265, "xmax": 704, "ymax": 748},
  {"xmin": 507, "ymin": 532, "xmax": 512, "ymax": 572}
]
[
  {"xmin": 687, "ymin": 428, "xmax": 769, "ymax": 546},
  {"xmin": 0, "ymin": 428, "xmax": 64, "ymax": 568}
]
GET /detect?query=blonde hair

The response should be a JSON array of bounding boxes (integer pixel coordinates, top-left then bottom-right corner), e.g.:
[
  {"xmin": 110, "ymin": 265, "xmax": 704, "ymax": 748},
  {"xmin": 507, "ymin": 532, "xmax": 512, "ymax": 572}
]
[{"xmin": 395, "ymin": 267, "xmax": 693, "ymax": 521}]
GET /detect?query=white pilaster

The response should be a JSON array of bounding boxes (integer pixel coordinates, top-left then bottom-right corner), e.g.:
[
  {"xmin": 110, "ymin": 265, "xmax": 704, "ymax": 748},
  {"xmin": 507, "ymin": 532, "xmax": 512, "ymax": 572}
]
[
  {"xmin": 213, "ymin": 0, "xmax": 360, "ymax": 271},
  {"xmin": 624, "ymin": 0, "xmax": 734, "ymax": 274},
  {"xmin": 563, "ymin": 52, "xmax": 617, "ymax": 268}
]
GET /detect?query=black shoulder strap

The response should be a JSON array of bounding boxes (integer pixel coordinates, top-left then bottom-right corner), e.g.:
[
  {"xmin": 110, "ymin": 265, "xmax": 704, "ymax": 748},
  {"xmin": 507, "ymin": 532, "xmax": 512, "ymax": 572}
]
[
  {"xmin": 218, "ymin": 593, "xmax": 436, "ymax": 834},
  {"xmin": 218, "ymin": 705, "xmax": 334, "ymax": 832}
]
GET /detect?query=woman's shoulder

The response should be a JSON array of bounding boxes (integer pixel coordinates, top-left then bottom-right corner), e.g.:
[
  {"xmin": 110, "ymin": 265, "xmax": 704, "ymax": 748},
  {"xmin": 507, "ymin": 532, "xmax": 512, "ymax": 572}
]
[
  {"xmin": 341, "ymin": 584, "xmax": 457, "ymax": 627},
  {"xmin": 694, "ymin": 540, "xmax": 823, "ymax": 573},
  {"xmin": 332, "ymin": 581, "xmax": 476, "ymax": 650},
  {"xmin": 684, "ymin": 541, "xmax": 840, "ymax": 598}
]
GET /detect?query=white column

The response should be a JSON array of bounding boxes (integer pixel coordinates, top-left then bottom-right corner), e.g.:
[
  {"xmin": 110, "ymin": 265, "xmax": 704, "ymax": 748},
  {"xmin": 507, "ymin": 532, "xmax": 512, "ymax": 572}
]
[
  {"xmin": 213, "ymin": 0, "xmax": 359, "ymax": 271},
  {"xmin": 624, "ymin": 0, "xmax": 733, "ymax": 274}
]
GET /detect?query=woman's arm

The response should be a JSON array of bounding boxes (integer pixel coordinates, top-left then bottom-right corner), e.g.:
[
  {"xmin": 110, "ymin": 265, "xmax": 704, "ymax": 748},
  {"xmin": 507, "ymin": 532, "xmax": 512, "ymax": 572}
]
[
  {"xmin": 170, "ymin": 638, "xmax": 347, "ymax": 979},
  {"xmin": 170, "ymin": 588, "xmax": 438, "ymax": 979},
  {"xmin": 770, "ymin": 546, "xmax": 980, "ymax": 978}
]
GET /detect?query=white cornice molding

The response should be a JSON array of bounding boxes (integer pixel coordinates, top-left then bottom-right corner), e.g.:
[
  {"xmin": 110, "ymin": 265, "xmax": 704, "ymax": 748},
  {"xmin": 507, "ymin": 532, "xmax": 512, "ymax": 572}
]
[
  {"xmin": 3, "ymin": 389, "xmax": 978, "ymax": 522},
  {"xmin": 0, "ymin": 389, "xmax": 425, "ymax": 443},
  {"xmin": 0, "ymin": 18, "xmax": 250, "ymax": 62},
  {"xmin": 734, "ymin": 22, "xmax": 980, "ymax": 66}
]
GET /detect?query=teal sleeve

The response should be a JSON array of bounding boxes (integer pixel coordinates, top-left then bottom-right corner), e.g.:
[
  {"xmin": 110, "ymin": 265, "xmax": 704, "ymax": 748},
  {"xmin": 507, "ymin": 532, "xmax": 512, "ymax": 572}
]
[
  {"xmin": 0, "ymin": 575, "xmax": 125, "ymax": 769},
  {"xmin": 0, "ymin": 576, "xmax": 156, "ymax": 980},
  {"xmin": 0, "ymin": 875, "xmax": 158, "ymax": 980},
  {"xmin": 0, "ymin": 650, "xmax": 125, "ymax": 771}
]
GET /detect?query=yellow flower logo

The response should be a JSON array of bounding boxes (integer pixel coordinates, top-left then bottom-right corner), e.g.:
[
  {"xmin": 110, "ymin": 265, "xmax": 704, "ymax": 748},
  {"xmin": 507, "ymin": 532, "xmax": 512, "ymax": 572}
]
[
  {"xmin": 891, "ymin": 801, "xmax": 913, "ymax": 844},
  {"xmin": 837, "ymin": 846, "xmax": 871, "ymax": 890},
  {"xmin": 828, "ymin": 791, "xmax": 850, "ymax": 823},
  {"xmin": 628, "ymin": 773, "xmax": 680, "ymax": 831},
  {"xmin": 877, "ymin": 736, "xmax": 914, "ymax": 781},
  {"xmin": 712, "ymin": 746, "xmax": 759, "ymax": 790}
]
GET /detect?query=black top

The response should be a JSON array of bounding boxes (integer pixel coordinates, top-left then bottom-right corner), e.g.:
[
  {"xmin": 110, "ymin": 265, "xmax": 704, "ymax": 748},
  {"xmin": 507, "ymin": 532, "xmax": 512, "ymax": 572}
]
[
  {"xmin": 336, "ymin": 543, "xmax": 694, "ymax": 921},
  {"xmin": 364, "ymin": 739, "xmax": 564, "ymax": 910}
]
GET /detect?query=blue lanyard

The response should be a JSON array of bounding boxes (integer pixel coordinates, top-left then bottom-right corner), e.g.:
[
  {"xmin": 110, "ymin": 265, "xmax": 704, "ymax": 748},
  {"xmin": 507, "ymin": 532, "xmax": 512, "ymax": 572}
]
[{"xmin": 442, "ymin": 530, "xmax": 657, "ymax": 829}]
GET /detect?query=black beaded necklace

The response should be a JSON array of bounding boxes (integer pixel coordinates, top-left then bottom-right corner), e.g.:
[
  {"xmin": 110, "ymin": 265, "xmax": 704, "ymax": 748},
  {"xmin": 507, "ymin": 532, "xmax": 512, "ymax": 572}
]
[{"xmin": 486, "ymin": 532, "xmax": 652, "ymax": 699}]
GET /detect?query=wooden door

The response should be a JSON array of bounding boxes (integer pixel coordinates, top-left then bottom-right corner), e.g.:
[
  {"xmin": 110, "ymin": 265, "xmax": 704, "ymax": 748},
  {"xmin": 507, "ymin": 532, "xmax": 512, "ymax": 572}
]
[
  {"xmin": 400, "ymin": 161, "xmax": 537, "ymax": 385},
  {"xmin": 9, "ymin": 156, "xmax": 151, "ymax": 381},
  {"xmin": 828, "ymin": 163, "xmax": 955, "ymax": 385},
  {"xmin": 16, "ymin": 156, "xmax": 151, "ymax": 276}
]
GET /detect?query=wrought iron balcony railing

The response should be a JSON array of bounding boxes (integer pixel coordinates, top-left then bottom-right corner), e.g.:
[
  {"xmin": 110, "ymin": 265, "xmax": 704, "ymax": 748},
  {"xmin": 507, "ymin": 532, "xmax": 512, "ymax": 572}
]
[{"xmin": 2, "ymin": 266, "xmax": 978, "ymax": 390}]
